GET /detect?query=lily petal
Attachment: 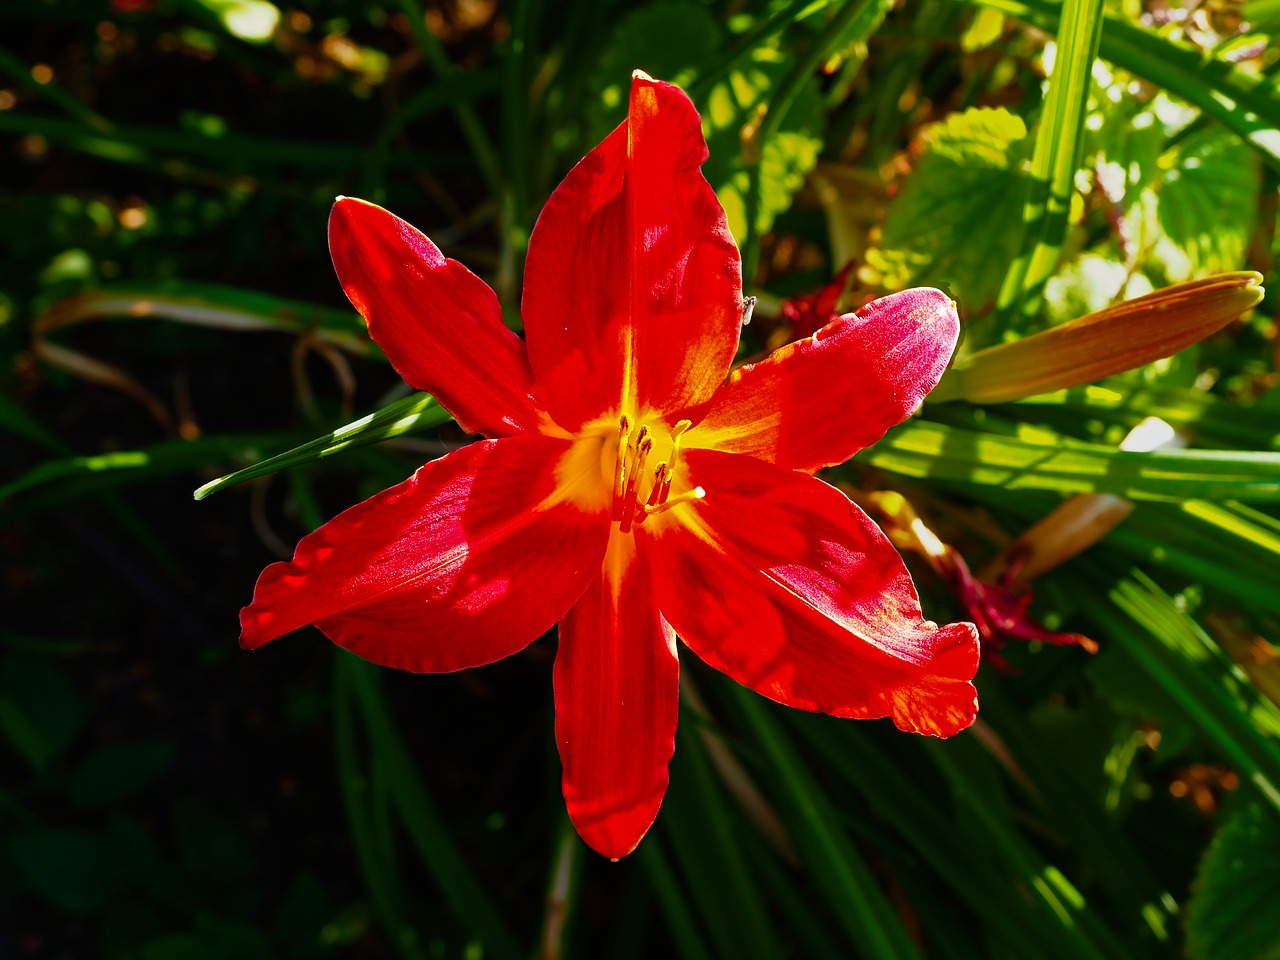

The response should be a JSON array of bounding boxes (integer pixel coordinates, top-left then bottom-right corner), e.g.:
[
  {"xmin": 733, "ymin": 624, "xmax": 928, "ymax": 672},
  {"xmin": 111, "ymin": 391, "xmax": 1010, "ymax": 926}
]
[
  {"xmin": 329, "ymin": 197, "xmax": 549, "ymax": 437},
  {"xmin": 555, "ymin": 531, "xmax": 678, "ymax": 859},
  {"xmin": 685, "ymin": 288, "xmax": 959, "ymax": 472},
  {"xmin": 240, "ymin": 435, "xmax": 609, "ymax": 672},
  {"xmin": 522, "ymin": 72, "xmax": 743, "ymax": 430},
  {"xmin": 643, "ymin": 449, "xmax": 979, "ymax": 737}
]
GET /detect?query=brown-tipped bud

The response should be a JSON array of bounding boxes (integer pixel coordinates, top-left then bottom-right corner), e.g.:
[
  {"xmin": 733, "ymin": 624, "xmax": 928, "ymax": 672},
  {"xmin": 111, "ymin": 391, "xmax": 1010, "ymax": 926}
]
[{"xmin": 932, "ymin": 271, "xmax": 1264, "ymax": 404}]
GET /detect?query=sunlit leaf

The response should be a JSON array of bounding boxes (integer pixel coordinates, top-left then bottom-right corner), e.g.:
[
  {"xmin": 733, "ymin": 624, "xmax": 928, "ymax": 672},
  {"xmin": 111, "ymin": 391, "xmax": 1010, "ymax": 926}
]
[
  {"xmin": 703, "ymin": 58, "xmax": 824, "ymax": 240},
  {"xmin": 871, "ymin": 107, "xmax": 1030, "ymax": 311},
  {"xmin": 1187, "ymin": 800, "xmax": 1280, "ymax": 960},
  {"xmin": 1136, "ymin": 128, "xmax": 1260, "ymax": 282},
  {"xmin": 193, "ymin": 392, "xmax": 451, "ymax": 500},
  {"xmin": 857, "ymin": 419, "xmax": 1280, "ymax": 502}
]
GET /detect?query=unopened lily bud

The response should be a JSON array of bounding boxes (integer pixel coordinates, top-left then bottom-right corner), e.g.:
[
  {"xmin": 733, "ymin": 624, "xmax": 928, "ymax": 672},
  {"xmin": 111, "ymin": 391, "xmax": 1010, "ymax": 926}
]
[{"xmin": 932, "ymin": 272, "xmax": 1264, "ymax": 404}]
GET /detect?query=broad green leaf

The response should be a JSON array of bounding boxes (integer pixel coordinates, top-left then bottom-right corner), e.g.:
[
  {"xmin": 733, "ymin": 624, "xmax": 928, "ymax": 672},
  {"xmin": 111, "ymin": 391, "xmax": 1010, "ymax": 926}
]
[
  {"xmin": 194, "ymin": 392, "xmax": 452, "ymax": 500},
  {"xmin": 1187, "ymin": 800, "xmax": 1280, "ymax": 960},
  {"xmin": 1043, "ymin": 256, "xmax": 1153, "ymax": 326},
  {"xmin": 173, "ymin": 801, "xmax": 256, "ymax": 889},
  {"xmin": 871, "ymin": 107, "xmax": 1030, "ymax": 311},
  {"xmin": 586, "ymin": 2, "xmax": 721, "ymax": 145},
  {"xmin": 1136, "ymin": 128, "xmax": 1260, "ymax": 282},
  {"xmin": 857, "ymin": 419, "xmax": 1280, "ymax": 502},
  {"xmin": 6, "ymin": 827, "xmax": 118, "ymax": 914},
  {"xmin": 703, "ymin": 57, "xmax": 824, "ymax": 241},
  {"xmin": 0, "ymin": 652, "xmax": 84, "ymax": 771},
  {"xmin": 1244, "ymin": 0, "xmax": 1280, "ymax": 32},
  {"xmin": 67, "ymin": 739, "xmax": 176, "ymax": 807}
]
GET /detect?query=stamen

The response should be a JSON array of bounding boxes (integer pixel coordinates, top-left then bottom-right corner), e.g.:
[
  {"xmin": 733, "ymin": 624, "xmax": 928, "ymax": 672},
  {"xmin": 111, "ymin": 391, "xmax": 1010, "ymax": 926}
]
[
  {"xmin": 619, "ymin": 433, "xmax": 652, "ymax": 533},
  {"xmin": 644, "ymin": 485, "xmax": 705, "ymax": 516},
  {"xmin": 635, "ymin": 462, "xmax": 668, "ymax": 526},
  {"xmin": 612, "ymin": 415, "xmax": 632, "ymax": 522},
  {"xmin": 645, "ymin": 462, "xmax": 668, "ymax": 507}
]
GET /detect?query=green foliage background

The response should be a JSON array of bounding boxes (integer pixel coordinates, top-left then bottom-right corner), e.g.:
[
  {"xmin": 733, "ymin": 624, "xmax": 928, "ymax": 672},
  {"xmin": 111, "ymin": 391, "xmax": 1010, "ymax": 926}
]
[{"xmin": 3, "ymin": 0, "xmax": 1280, "ymax": 958}]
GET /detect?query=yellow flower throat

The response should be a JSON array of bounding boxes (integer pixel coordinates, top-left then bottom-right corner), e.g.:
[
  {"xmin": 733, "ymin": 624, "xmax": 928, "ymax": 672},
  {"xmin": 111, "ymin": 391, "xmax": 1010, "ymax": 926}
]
[{"xmin": 610, "ymin": 415, "xmax": 703, "ymax": 531}]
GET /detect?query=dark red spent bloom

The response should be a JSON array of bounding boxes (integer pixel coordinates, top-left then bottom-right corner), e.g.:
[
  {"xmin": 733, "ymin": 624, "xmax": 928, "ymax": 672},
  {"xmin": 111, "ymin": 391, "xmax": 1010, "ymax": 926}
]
[
  {"xmin": 867, "ymin": 491, "xmax": 1096, "ymax": 669},
  {"xmin": 780, "ymin": 259, "xmax": 858, "ymax": 339}
]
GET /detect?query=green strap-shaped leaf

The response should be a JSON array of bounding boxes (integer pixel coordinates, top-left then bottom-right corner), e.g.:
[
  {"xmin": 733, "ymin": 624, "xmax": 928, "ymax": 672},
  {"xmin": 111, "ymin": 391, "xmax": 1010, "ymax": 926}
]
[
  {"xmin": 729, "ymin": 689, "xmax": 923, "ymax": 960},
  {"xmin": 997, "ymin": 0, "xmax": 1104, "ymax": 318},
  {"xmin": 965, "ymin": 0, "xmax": 1280, "ymax": 172},
  {"xmin": 1, "ymin": 436, "xmax": 273, "ymax": 506},
  {"xmin": 1092, "ymin": 572, "xmax": 1280, "ymax": 813},
  {"xmin": 194, "ymin": 392, "xmax": 452, "ymax": 500},
  {"xmin": 1010, "ymin": 385, "xmax": 1280, "ymax": 452},
  {"xmin": 857, "ymin": 419, "xmax": 1280, "ymax": 501}
]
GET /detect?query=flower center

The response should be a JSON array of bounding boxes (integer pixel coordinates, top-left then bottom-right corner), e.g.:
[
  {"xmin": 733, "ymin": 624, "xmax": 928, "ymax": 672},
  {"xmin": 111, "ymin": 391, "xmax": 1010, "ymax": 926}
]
[{"xmin": 611, "ymin": 415, "xmax": 704, "ymax": 532}]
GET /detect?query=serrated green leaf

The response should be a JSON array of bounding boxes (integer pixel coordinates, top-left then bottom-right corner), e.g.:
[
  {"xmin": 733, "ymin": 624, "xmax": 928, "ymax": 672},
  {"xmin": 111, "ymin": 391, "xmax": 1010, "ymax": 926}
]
[
  {"xmin": 1187, "ymin": 800, "xmax": 1280, "ymax": 960},
  {"xmin": 873, "ymin": 107, "xmax": 1030, "ymax": 310},
  {"xmin": 857, "ymin": 419, "xmax": 1280, "ymax": 502},
  {"xmin": 1138, "ymin": 128, "xmax": 1260, "ymax": 282},
  {"xmin": 703, "ymin": 58, "xmax": 824, "ymax": 240},
  {"xmin": 193, "ymin": 392, "xmax": 451, "ymax": 499}
]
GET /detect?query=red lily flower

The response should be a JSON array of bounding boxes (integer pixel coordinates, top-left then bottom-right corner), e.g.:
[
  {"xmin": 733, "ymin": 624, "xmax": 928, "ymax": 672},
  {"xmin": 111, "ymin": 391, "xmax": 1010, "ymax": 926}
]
[{"xmin": 240, "ymin": 73, "xmax": 980, "ymax": 860}]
